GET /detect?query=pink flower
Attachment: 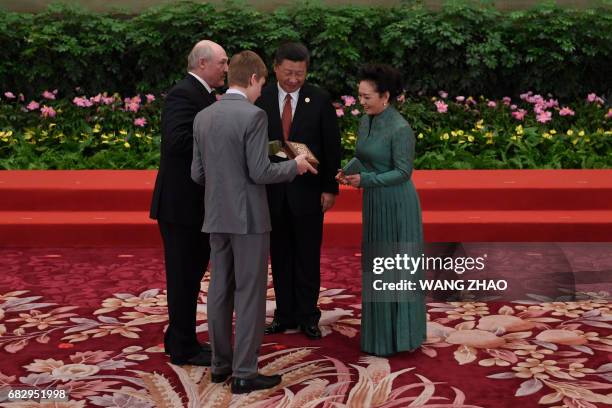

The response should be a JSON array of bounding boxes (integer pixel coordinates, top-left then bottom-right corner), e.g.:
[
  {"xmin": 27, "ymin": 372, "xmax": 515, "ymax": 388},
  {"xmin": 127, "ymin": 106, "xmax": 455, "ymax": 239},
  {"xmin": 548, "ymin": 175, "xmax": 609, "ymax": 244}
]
[
  {"xmin": 520, "ymin": 91, "xmax": 533, "ymax": 101},
  {"xmin": 18, "ymin": 93, "xmax": 24, "ymax": 102},
  {"xmin": 26, "ymin": 101, "xmax": 40, "ymax": 111},
  {"xmin": 439, "ymin": 91, "xmax": 448, "ymax": 98},
  {"xmin": 40, "ymin": 105, "xmax": 56, "ymax": 118},
  {"xmin": 134, "ymin": 117, "xmax": 147, "ymax": 127},
  {"xmin": 4, "ymin": 92, "xmax": 15, "ymax": 99},
  {"xmin": 146, "ymin": 94, "xmax": 155, "ymax": 103},
  {"xmin": 586, "ymin": 93, "xmax": 604, "ymax": 104},
  {"xmin": 606, "ymin": 109, "xmax": 612, "ymax": 119},
  {"xmin": 335, "ymin": 108, "xmax": 344, "ymax": 117},
  {"xmin": 435, "ymin": 100, "xmax": 448, "ymax": 113},
  {"xmin": 559, "ymin": 107, "xmax": 575, "ymax": 116},
  {"xmin": 536, "ymin": 111, "xmax": 552, "ymax": 123},
  {"xmin": 73, "ymin": 96, "xmax": 93, "ymax": 107},
  {"xmin": 546, "ymin": 99, "xmax": 558, "ymax": 109},
  {"xmin": 456, "ymin": 96, "xmax": 465, "ymax": 102},
  {"xmin": 341, "ymin": 95, "xmax": 356, "ymax": 107},
  {"xmin": 534, "ymin": 104, "xmax": 545, "ymax": 114},
  {"xmin": 90, "ymin": 94, "xmax": 102, "ymax": 104},
  {"xmin": 351, "ymin": 109, "xmax": 360, "ymax": 116},
  {"xmin": 125, "ymin": 102, "xmax": 140, "ymax": 112},
  {"xmin": 42, "ymin": 90, "xmax": 56, "ymax": 100},
  {"xmin": 510, "ymin": 104, "xmax": 517, "ymax": 110},
  {"xmin": 123, "ymin": 96, "xmax": 141, "ymax": 112},
  {"xmin": 502, "ymin": 97, "xmax": 511, "ymax": 105},
  {"xmin": 512, "ymin": 109, "xmax": 527, "ymax": 121},
  {"xmin": 102, "ymin": 95, "xmax": 115, "ymax": 105},
  {"xmin": 487, "ymin": 101, "xmax": 497, "ymax": 108}
]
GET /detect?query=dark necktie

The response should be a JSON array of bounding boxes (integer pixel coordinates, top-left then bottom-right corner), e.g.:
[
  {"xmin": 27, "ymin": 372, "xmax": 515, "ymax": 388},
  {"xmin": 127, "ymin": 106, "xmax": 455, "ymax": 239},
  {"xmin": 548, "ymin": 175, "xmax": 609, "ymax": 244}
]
[{"xmin": 282, "ymin": 94, "xmax": 292, "ymax": 141}]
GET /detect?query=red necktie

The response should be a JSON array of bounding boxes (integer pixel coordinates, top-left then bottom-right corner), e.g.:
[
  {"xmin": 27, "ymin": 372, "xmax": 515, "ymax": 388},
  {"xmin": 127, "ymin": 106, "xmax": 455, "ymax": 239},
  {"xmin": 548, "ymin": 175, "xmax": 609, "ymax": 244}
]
[{"xmin": 282, "ymin": 94, "xmax": 292, "ymax": 141}]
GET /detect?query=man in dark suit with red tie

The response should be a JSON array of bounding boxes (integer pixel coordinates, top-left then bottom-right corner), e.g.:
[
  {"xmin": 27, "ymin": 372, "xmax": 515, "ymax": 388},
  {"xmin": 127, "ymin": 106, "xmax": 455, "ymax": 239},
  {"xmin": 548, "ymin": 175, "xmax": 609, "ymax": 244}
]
[
  {"xmin": 255, "ymin": 42, "xmax": 341, "ymax": 339},
  {"xmin": 150, "ymin": 40, "xmax": 228, "ymax": 365}
]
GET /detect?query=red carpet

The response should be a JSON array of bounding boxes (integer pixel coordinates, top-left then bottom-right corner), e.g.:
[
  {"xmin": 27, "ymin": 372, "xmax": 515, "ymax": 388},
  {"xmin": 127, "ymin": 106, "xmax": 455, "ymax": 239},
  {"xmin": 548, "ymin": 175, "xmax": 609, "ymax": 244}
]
[
  {"xmin": 1, "ymin": 170, "xmax": 612, "ymax": 247},
  {"xmin": 0, "ymin": 247, "xmax": 610, "ymax": 407}
]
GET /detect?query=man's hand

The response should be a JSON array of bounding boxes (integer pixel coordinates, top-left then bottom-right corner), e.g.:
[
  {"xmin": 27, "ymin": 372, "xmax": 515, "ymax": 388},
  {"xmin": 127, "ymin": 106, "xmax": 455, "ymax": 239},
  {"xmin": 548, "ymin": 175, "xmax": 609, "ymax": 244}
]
[
  {"xmin": 335, "ymin": 169, "xmax": 347, "ymax": 185},
  {"xmin": 321, "ymin": 192, "xmax": 336, "ymax": 212},
  {"xmin": 295, "ymin": 154, "xmax": 318, "ymax": 175}
]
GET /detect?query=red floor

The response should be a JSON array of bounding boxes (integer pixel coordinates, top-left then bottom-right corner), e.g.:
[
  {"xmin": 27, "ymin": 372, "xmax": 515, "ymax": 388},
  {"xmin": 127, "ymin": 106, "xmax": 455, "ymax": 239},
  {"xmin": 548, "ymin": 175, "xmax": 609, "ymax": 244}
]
[
  {"xmin": 0, "ymin": 247, "xmax": 610, "ymax": 407},
  {"xmin": 1, "ymin": 169, "xmax": 612, "ymax": 246}
]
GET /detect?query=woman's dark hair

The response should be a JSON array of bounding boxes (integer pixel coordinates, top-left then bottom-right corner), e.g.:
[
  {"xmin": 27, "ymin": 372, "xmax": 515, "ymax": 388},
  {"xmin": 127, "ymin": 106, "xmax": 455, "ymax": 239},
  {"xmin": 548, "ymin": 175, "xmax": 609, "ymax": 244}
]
[
  {"xmin": 274, "ymin": 42, "xmax": 310, "ymax": 68},
  {"xmin": 358, "ymin": 64, "xmax": 404, "ymax": 99}
]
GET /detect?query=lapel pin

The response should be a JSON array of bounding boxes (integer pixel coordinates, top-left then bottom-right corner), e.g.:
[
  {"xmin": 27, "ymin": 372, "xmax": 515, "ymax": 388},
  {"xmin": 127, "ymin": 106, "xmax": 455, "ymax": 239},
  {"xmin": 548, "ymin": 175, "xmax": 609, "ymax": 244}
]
[{"xmin": 305, "ymin": 97, "xmax": 310, "ymax": 103}]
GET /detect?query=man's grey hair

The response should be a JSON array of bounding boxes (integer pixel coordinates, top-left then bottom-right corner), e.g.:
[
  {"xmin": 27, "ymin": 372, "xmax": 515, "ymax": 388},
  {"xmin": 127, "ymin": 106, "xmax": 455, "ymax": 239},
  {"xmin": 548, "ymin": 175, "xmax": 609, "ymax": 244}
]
[{"xmin": 187, "ymin": 41, "xmax": 214, "ymax": 71}]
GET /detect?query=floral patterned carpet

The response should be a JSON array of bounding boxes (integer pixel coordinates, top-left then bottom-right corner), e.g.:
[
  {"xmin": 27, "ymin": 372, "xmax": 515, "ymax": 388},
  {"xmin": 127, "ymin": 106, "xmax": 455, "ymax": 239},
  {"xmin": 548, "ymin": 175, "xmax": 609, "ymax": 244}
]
[{"xmin": 0, "ymin": 247, "xmax": 610, "ymax": 408}]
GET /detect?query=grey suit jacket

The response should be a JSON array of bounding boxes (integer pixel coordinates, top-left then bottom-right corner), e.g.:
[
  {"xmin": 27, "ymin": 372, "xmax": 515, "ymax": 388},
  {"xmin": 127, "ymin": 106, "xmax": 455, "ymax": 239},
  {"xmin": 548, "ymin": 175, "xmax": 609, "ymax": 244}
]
[{"xmin": 191, "ymin": 93, "xmax": 297, "ymax": 234}]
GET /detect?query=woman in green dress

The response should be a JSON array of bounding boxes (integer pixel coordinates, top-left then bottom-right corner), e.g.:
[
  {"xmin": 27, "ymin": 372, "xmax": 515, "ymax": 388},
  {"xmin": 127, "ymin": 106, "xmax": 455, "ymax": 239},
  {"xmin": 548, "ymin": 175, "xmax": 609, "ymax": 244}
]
[{"xmin": 337, "ymin": 64, "xmax": 426, "ymax": 356}]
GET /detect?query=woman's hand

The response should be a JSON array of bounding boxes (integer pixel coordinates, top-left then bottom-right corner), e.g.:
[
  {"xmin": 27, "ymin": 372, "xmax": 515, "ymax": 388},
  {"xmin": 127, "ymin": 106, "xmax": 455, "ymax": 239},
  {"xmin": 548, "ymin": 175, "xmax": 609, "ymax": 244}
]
[{"xmin": 345, "ymin": 174, "xmax": 361, "ymax": 188}]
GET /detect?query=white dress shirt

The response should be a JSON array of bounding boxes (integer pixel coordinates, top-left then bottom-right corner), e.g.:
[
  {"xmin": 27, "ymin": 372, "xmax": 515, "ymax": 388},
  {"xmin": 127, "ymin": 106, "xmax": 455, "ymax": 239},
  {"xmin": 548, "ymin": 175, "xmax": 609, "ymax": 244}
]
[{"xmin": 277, "ymin": 83, "xmax": 300, "ymax": 118}]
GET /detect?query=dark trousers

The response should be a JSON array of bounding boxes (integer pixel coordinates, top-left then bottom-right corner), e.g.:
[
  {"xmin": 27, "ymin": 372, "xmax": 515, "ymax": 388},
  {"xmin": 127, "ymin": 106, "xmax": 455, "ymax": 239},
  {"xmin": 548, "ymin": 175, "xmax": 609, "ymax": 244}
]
[
  {"xmin": 270, "ymin": 199, "xmax": 323, "ymax": 326},
  {"xmin": 158, "ymin": 220, "xmax": 210, "ymax": 360}
]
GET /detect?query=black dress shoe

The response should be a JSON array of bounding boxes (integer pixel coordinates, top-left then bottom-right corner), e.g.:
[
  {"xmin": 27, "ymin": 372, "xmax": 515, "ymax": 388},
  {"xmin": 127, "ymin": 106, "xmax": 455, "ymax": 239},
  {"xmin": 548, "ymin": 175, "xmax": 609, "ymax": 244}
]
[
  {"xmin": 165, "ymin": 342, "xmax": 211, "ymax": 356},
  {"xmin": 264, "ymin": 320, "xmax": 296, "ymax": 335},
  {"xmin": 300, "ymin": 324, "xmax": 322, "ymax": 339},
  {"xmin": 211, "ymin": 372, "xmax": 231, "ymax": 383},
  {"xmin": 170, "ymin": 349, "xmax": 211, "ymax": 366},
  {"xmin": 231, "ymin": 374, "xmax": 282, "ymax": 394}
]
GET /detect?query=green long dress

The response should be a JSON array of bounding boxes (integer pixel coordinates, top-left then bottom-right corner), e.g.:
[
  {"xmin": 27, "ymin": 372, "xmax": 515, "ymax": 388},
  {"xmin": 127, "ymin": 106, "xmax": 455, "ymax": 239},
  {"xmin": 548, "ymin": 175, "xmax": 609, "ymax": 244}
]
[{"xmin": 356, "ymin": 106, "xmax": 427, "ymax": 356}]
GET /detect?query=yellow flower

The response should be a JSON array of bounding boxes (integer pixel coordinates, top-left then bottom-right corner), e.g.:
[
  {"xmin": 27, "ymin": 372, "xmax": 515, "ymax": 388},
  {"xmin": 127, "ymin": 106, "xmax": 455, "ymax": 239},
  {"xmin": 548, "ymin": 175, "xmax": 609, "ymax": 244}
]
[
  {"xmin": 442, "ymin": 133, "xmax": 449, "ymax": 140},
  {"xmin": 451, "ymin": 131, "xmax": 457, "ymax": 137},
  {"xmin": 48, "ymin": 123, "xmax": 56, "ymax": 129},
  {"xmin": 93, "ymin": 124, "xmax": 101, "ymax": 133},
  {"xmin": 572, "ymin": 138, "xmax": 578, "ymax": 145},
  {"xmin": 119, "ymin": 129, "xmax": 128, "ymax": 136},
  {"xmin": 550, "ymin": 129, "xmax": 557, "ymax": 135},
  {"xmin": 457, "ymin": 130, "xmax": 464, "ymax": 136},
  {"xmin": 124, "ymin": 142, "xmax": 130, "ymax": 148},
  {"xmin": 467, "ymin": 135, "xmax": 474, "ymax": 142},
  {"xmin": 578, "ymin": 130, "xmax": 585, "ymax": 137},
  {"xmin": 418, "ymin": 133, "xmax": 424, "ymax": 139},
  {"xmin": 566, "ymin": 129, "xmax": 574, "ymax": 136},
  {"xmin": 543, "ymin": 132, "xmax": 552, "ymax": 140},
  {"xmin": 515, "ymin": 125, "xmax": 524, "ymax": 135}
]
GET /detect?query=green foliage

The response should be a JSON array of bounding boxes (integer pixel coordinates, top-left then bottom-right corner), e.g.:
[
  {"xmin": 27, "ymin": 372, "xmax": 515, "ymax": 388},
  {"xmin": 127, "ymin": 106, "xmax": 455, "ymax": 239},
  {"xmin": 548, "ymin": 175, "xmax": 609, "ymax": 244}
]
[
  {"xmin": 0, "ymin": 1, "xmax": 610, "ymax": 98},
  {"xmin": 1, "ymin": 90, "xmax": 609, "ymax": 169}
]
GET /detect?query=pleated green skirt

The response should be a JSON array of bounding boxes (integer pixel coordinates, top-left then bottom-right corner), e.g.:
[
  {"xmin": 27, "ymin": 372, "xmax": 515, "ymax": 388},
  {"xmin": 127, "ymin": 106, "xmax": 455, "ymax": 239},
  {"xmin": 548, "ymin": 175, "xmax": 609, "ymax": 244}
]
[{"xmin": 360, "ymin": 181, "xmax": 427, "ymax": 356}]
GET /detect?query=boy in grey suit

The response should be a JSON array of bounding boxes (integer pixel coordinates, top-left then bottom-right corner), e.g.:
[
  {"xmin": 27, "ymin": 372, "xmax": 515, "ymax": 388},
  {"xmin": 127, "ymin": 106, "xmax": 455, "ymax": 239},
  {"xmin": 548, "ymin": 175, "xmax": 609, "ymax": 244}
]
[{"xmin": 191, "ymin": 50, "xmax": 316, "ymax": 394}]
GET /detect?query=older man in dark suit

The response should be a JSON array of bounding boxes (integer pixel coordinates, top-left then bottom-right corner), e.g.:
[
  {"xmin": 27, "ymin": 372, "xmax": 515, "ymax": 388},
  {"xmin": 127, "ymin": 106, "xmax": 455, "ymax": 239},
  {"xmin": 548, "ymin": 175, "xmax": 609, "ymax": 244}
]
[
  {"xmin": 150, "ymin": 40, "xmax": 227, "ymax": 366},
  {"xmin": 256, "ymin": 42, "xmax": 341, "ymax": 339}
]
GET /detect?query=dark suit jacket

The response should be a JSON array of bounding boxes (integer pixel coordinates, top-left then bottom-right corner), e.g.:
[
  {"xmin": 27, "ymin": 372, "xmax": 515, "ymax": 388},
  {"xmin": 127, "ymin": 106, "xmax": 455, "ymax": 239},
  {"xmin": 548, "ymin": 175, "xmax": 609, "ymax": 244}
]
[
  {"xmin": 255, "ymin": 82, "xmax": 341, "ymax": 216},
  {"xmin": 150, "ymin": 74, "xmax": 216, "ymax": 226}
]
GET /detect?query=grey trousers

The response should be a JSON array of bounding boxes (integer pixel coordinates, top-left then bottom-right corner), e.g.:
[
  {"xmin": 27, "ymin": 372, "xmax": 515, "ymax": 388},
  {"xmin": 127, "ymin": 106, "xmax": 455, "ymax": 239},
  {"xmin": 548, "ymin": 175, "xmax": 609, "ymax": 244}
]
[{"xmin": 207, "ymin": 232, "xmax": 269, "ymax": 379}]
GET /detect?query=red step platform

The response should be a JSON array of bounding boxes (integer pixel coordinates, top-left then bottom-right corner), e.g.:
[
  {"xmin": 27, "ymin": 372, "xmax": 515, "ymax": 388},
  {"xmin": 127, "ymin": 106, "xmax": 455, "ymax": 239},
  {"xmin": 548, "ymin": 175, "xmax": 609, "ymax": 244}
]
[{"xmin": 1, "ymin": 170, "xmax": 611, "ymax": 247}]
